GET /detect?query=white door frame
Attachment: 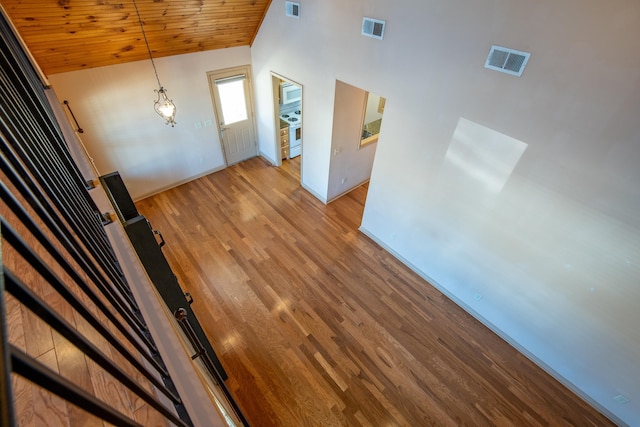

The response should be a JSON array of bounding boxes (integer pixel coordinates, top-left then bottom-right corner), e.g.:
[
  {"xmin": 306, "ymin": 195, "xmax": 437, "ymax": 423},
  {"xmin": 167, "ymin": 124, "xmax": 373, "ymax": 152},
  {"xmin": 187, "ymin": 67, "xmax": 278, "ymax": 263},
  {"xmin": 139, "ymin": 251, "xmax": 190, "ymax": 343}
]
[{"xmin": 271, "ymin": 72, "xmax": 303, "ymax": 173}]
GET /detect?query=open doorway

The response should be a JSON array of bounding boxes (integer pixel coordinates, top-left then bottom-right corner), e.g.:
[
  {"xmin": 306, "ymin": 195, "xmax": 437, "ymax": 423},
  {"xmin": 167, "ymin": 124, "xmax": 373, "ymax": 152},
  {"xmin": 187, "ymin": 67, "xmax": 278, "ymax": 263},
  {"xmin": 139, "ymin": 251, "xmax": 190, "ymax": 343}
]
[
  {"xmin": 271, "ymin": 73, "xmax": 302, "ymax": 182},
  {"xmin": 327, "ymin": 80, "xmax": 383, "ymax": 203}
]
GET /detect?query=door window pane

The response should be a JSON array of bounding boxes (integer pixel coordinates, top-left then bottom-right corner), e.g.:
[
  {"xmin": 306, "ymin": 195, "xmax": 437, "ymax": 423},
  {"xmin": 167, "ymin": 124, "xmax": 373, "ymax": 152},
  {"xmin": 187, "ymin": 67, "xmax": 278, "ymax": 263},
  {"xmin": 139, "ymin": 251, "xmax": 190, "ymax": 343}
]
[{"xmin": 217, "ymin": 78, "xmax": 248, "ymax": 125}]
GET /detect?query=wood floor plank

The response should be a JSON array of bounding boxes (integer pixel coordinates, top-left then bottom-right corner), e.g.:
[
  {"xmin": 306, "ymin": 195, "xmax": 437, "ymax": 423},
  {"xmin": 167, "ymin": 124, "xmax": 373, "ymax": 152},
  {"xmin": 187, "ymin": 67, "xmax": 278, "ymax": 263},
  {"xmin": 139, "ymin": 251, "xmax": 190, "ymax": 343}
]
[
  {"xmin": 136, "ymin": 156, "xmax": 615, "ymax": 427},
  {"xmin": 33, "ymin": 349, "xmax": 69, "ymax": 427},
  {"xmin": 133, "ymin": 403, "xmax": 171, "ymax": 427},
  {"xmin": 11, "ymin": 375, "xmax": 35, "ymax": 427}
]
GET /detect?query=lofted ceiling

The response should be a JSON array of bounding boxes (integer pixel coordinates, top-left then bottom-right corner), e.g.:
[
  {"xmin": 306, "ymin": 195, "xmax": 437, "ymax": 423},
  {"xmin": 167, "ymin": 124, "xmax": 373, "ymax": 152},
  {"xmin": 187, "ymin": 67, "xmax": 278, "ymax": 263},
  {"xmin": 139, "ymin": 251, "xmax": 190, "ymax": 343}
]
[{"xmin": 1, "ymin": 0, "xmax": 273, "ymax": 76}]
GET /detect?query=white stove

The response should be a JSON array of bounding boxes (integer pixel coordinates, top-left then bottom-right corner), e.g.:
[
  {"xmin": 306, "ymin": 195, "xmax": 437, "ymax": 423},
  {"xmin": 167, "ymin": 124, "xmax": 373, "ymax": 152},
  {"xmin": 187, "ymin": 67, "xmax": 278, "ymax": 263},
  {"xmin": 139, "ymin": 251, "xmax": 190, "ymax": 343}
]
[
  {"xmin": 280, "ymin": 110, "xmax": 302, "ymax": 158},
  {"xmin": 280, "ymin": 110, "xmax": 302, "ymax": 125}
]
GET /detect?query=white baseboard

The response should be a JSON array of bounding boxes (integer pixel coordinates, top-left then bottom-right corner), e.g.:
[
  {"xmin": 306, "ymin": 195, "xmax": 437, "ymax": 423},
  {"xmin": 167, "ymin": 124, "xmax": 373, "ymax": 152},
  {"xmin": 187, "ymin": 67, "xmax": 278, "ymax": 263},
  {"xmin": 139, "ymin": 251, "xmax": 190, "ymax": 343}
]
[
  {"xmin": 301, "ymin": 182, "xmax": 327, "ymax": 204},
  {"xmin": 135, "ymin": 165, "xmax": 227, "ymax": 202},
  {"xmin": 358, "ymin": 225, "xmax": 625, "ymax": 427},
  {"xmin": 327, "ymin": 179, "xmax": 370, "ymax": 204}
]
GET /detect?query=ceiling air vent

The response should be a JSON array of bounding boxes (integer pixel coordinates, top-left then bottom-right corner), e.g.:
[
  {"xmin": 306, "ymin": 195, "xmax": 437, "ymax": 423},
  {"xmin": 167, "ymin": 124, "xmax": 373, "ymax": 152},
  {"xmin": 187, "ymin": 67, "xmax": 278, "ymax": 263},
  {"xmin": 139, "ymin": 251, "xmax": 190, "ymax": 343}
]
[
  {"xmin": 285, "ymin": 1, "xmax": 300, "ymax": 18},
  {"xmin": 484, "ymin": 45, "xmax": 531, "ymax": 77},
  {"xmin": 362, "ymin": 17, "xmax": 385, "ymax": 40}
]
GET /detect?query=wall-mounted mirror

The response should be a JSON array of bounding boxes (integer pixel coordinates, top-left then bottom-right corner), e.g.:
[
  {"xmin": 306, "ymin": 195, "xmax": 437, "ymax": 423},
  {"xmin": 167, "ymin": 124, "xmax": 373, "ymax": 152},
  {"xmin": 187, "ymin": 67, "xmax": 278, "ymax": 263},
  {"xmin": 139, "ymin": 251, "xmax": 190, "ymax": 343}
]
[{"xmin": 360, "ymin": 92, "xmax": 386, "ymax": 148}]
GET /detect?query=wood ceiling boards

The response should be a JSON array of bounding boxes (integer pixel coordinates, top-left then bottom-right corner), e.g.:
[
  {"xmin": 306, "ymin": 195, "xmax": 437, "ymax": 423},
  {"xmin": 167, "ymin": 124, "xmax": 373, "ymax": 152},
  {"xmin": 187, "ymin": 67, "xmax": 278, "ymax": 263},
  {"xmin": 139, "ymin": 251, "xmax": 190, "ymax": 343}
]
[{"xmin": 1, "ymin": 0, "xmax": 272, "ymax": 76}]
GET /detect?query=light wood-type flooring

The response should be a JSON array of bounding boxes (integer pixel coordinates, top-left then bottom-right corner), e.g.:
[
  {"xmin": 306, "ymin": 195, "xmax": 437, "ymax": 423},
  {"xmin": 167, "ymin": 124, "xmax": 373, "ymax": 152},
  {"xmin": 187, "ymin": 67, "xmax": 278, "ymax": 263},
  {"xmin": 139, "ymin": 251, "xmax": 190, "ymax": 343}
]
[{"xmin": 136, "ymin": 156, "xmax": 615, "ymax": 427}]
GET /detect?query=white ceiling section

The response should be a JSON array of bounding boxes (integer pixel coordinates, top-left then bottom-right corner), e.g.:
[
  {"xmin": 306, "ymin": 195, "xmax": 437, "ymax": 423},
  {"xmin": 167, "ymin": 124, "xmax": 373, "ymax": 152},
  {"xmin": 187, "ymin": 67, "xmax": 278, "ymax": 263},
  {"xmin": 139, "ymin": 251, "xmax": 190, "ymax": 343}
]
[{"xmin": 250, "ymin": 0, "xmax": 640, "ymax": 425}]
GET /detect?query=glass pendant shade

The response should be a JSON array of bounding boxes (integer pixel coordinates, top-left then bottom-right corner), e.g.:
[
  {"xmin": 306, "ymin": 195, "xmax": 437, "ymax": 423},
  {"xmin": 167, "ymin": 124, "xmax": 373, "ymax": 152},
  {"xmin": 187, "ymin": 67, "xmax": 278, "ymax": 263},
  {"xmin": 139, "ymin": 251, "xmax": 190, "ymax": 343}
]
[{"xmin": 154, "ymin": 87, "xmax": 176, "ymax": 126}]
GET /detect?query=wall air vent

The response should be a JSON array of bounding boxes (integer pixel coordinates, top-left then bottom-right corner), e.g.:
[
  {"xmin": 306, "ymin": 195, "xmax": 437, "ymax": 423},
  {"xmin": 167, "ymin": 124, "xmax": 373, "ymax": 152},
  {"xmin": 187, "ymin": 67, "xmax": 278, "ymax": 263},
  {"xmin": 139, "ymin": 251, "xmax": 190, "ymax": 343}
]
[
  {"xmin": 484, "ymin": 45, "xmax": 531, "ymax": 77},
  {"xmin": 362, "ymin": 17, "xmax": 385, "ymax": 40},
  {"xmin": 285, "ymin": 1, "xmax": 300, "ymax": 18}
]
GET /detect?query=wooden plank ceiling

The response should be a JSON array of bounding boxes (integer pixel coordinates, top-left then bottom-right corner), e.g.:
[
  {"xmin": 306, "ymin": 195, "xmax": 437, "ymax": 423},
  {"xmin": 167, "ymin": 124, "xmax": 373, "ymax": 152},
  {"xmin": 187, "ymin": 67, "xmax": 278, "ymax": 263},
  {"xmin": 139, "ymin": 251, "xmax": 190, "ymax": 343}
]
[{"xmin": 1, "ymin": 0, "xmax": 272, "ymax": 75}]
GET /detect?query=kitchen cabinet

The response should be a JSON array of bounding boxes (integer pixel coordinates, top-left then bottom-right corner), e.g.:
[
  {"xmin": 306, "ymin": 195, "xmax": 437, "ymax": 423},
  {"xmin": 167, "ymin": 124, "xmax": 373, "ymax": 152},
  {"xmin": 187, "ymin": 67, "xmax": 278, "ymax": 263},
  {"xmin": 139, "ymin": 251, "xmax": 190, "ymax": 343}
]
[{"xmin": 280, "ymin": 121, "xmax": 290, "ymax": 159}]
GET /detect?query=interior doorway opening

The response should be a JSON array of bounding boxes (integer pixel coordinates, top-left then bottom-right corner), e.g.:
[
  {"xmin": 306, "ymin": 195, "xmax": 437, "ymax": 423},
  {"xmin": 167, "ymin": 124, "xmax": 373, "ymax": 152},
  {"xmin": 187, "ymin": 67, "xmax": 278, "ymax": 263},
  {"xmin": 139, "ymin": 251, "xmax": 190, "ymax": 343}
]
[
  {"xmin": 271, "ymin": 73, "xmax": 302, "ymax": 183},
  {"xmin": 327, "ymin": 80, "xmax": 380, "ymax": 204}
]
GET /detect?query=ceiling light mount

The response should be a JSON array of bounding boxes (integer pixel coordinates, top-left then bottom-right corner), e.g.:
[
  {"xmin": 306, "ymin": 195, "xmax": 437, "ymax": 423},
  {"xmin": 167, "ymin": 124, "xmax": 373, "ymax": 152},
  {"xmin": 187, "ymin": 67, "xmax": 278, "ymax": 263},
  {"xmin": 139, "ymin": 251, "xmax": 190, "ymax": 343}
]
[{"xmin": 133, "ymin": 0, "xmax": 176, "ymax": 126}]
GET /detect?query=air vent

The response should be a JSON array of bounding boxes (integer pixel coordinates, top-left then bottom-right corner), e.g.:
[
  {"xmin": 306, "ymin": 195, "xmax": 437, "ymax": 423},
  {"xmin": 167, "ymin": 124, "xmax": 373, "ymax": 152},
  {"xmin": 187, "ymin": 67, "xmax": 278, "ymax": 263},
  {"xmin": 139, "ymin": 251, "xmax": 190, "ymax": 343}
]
[
  {"xmin": 484, "ymin": 45, "xmax": 531, "ymax": 77},
  {"xmin": 285, "ymin": 1, "xmax": 300, "ymax": 18},
  {"xmin": 362, "ymin": 17, "xmax": 385, "ymax": 40}
]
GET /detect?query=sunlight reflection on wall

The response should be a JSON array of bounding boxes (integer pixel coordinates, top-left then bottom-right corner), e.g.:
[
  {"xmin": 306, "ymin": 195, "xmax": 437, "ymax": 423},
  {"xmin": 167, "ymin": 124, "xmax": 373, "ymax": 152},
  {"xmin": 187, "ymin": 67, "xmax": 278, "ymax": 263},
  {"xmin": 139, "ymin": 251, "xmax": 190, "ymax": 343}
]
[
  {"xmin": 440, "ymin": 117, "xmax": 528, "ymax": 194},
  {"xmin": 398, "ymin": 118, "xmax": 640, "ymax": 417}
]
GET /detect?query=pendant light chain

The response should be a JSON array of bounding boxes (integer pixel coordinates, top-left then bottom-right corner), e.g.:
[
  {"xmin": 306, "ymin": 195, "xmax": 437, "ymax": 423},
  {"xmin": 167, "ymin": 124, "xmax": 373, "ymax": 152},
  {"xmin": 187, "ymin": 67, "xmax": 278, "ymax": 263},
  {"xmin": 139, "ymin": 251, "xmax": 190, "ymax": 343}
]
[
  {"xmin": 132, "ymin": 0, "xmax": 177, "ymax": 126},
  {"xmin": 132, "ymin": 0, "xmax": 162, "ymax": 89}
]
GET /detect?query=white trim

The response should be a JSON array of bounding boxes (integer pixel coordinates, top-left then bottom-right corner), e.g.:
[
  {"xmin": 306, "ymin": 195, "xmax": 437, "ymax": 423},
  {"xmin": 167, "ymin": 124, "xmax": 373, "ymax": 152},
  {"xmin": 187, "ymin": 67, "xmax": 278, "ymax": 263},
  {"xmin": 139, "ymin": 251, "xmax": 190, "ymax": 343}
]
[
  {"xmin": 357, "ymin": 225, "xmax": 625, "ymax": 427},
  {"xmin": 301, "ymin": 183, "xmax": 327, "ymax": 204},
  {"xmin": 327, "ymin": 179, "xmax": 369, "ymax": 204},
  {"xmin": 135, "ymin": 165, "xmax": 226, "ymax": 201}
]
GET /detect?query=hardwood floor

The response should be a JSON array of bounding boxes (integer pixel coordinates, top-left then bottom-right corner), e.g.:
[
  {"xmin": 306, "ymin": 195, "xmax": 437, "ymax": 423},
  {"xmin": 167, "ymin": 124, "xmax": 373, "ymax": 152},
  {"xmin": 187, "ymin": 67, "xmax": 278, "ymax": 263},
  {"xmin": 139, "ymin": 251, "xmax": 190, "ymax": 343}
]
[{"xmin": 136, "ymin": 156, "xmax": 614, "ymax": 427}]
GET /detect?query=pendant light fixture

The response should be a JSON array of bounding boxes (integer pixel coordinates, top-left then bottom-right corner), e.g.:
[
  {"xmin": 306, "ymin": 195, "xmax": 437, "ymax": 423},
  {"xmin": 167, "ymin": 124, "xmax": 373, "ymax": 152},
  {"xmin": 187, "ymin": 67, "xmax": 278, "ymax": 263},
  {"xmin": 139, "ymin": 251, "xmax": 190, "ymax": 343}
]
[{"xmin": 132, "ymin": 0, "xmax": 177, "ymax": 126}]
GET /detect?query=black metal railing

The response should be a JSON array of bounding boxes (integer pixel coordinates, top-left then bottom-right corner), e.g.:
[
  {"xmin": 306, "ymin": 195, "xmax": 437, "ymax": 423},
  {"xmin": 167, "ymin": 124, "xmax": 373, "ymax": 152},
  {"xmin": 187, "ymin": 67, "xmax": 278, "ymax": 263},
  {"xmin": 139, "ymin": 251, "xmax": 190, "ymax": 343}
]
[
  {"xmin": 0, "ymin": 147, "xmax": 193, "ymax": 427},
  {"xmin": 175, "ymin": 307, "xmax": 250, "ymax": 426},
  {"xmin": 1, "ymin": 221, "xmax": 188, "ymax": 427},
  {"xmin": 0, "ymin": 8, "xmax": 194, "ymax": 426},
  {"xmin": 0, "ymin": 26, "xmax": 137, "ymax": 314}
]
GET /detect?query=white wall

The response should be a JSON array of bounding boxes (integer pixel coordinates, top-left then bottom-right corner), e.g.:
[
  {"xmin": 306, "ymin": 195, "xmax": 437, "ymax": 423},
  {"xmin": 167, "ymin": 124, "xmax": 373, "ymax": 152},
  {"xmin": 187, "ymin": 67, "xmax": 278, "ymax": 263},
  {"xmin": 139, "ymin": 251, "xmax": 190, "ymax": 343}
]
[
  {"xmin": 48, "ymin": 47, "xmax": 252, "ymax": 200},
  {"xmin": 251, "ymin": 0, "xmax": 640, "ymax": 424}
]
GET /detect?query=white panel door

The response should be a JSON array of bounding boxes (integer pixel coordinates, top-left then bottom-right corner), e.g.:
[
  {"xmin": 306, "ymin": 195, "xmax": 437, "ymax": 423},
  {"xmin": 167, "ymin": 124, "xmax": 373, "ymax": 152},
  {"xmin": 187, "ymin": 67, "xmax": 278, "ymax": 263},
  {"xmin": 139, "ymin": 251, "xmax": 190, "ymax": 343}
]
[{"xmin": 209, "ymin": 66, "xmax": 257, "ymax": 165}]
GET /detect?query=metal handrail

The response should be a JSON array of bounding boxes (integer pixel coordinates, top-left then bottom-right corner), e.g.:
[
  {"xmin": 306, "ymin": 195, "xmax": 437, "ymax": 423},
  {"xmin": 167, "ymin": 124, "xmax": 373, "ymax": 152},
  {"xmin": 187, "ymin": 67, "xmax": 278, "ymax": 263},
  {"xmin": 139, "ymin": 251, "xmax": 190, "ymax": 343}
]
[{"xmin": 62, "ymin": 100, "xmax": 84, "ymax": 133}]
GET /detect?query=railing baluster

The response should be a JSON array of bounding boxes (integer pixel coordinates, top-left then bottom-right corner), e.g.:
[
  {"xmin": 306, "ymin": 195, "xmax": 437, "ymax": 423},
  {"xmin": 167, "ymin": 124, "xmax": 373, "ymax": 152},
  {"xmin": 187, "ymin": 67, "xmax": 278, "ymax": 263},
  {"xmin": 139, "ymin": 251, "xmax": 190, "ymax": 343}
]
[
  {"xmin": 10, "ymin": 346, "xmax": 142, "ymax": 427},
  {"xmin": 0, "ymin": 71, "xmax": 134, "ymax": 304},
  {"xmin": 0, "ymin": 112, "xmax": 138, "ymax": 312},
  {"xmin": 0, "ymin": 122, "xmax": 135, "ymax": 309},
  {"xmin": 0, "ymin": 242, "xmax": 17, "ymax": 427},
  {"xmin": 0, "ymin": 156, "xmax": 155, "ymax": 351},
  {"xmin": 4, "ymin": 269, "xmax": 188, "ymax": 426},
  {"xmin": 1, "ymin": 218, "xmax": 169, "ymax": 378},
  {"xmin": 1, "ymin": 9, "xmax": 196, "ymax": 426}
]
